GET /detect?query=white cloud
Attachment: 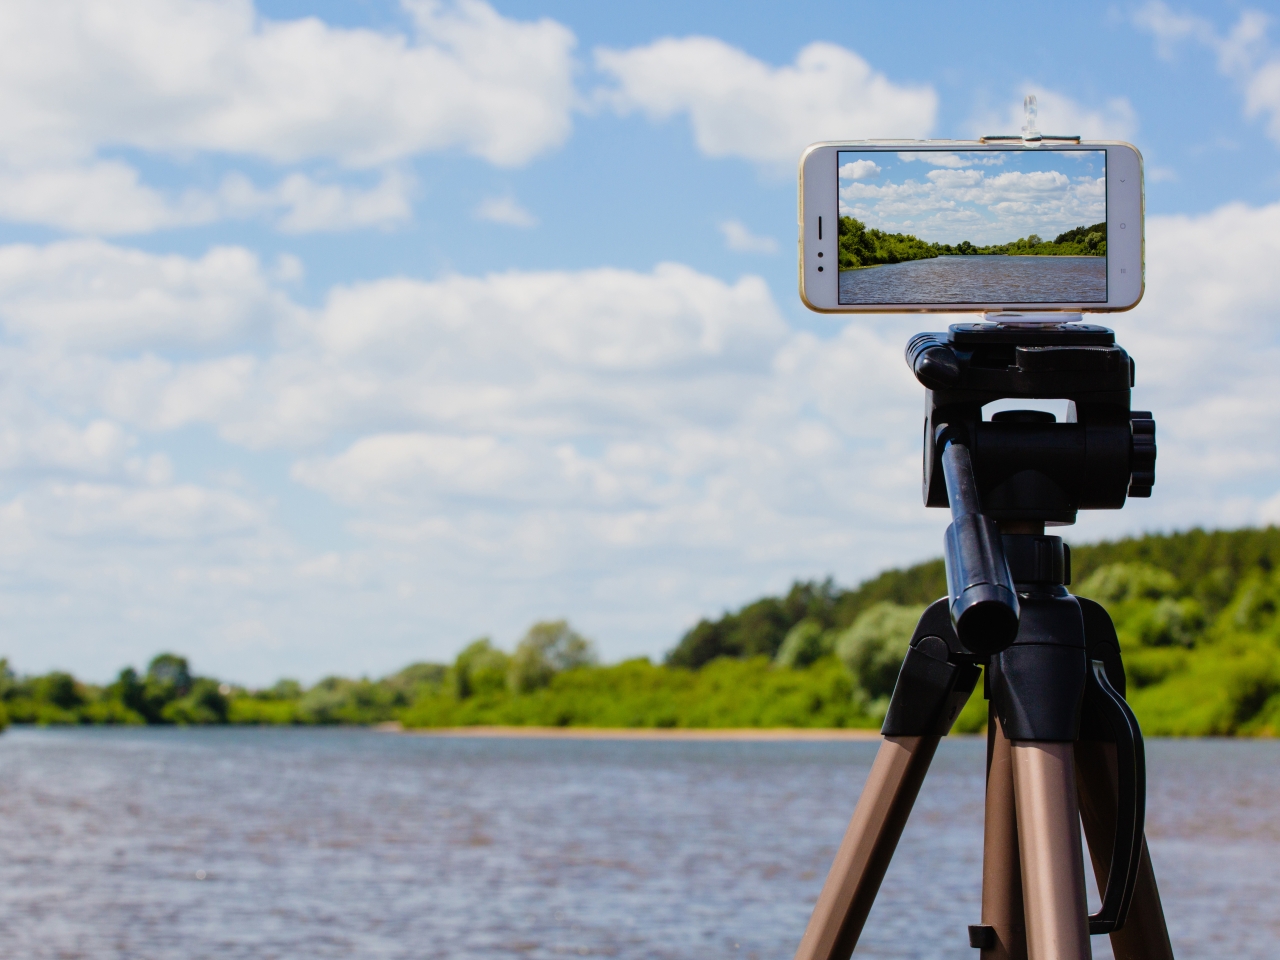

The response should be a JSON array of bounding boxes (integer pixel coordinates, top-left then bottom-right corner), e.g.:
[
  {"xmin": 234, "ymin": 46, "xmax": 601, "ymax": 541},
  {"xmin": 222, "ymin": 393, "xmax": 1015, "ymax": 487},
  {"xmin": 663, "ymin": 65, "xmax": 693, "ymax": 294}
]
[
  {"xmin": 1133, "ymin": 3, "xmax": 1280, "ymax": 144},
  {"xmin": 974, "ymin": 87, "xmax": 1138, "ymax": 140},
  {"xmin": 0, "ymin": 0, "xmax": 573, "ymax": 237},
  {"xmin": 839, "ymin": 159, "xmax": 882, "ymax": 179},
  {"xmin": 0, "ymin": 0, "xmax": 577, "ymax": 169},
  {"xmin": 0, "ymin": 163, "xmax": 415, "ymax": 235},
  {"xmin": 33, "ymin": 482, "xmax": 264, "ymax": 541},
  {"xmin": 205, "ymin": 262, "xmax": 790, "ymax": 449},
  {"xmin": 840, "ymin": 160, "xmax": 1105, "ymax": 244},
  {"xmin": 0, "ymin": 161, "xmax": 210, "ymax": 235},
  {"xmin": 293, "ymin": 433, "xmax": 532, "ymax": 505},
  {"xmin": 0, "ymin": 415, "xmax": 130, "ymax": 478},
  {"xmin": 719, "ymin": 219, "xmax": 778, "ymax": 254},
  {"xmin": 474, "ymin": 196, "xmax": 538, "ymax": 228},
  {"xmin": 1133, "ymin": 1, "xmax": 1268, "ymax": 72},
  {"xmin": 595, "ymin": 38, "xmax": 936, "ymax": 167},
  {"xmin": 0, "ymin": 240, "xmax": 298, "ymax": 350},
  {"xmin": 226, "ymin": 170, "xmax": 415, "ymax": 233}
]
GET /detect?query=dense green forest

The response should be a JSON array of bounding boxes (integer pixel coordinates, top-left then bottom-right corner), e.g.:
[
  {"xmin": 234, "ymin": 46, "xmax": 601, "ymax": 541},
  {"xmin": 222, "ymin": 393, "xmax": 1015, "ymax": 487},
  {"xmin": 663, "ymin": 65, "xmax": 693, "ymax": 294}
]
[
  {"xmin": 838, "ymin": 216, "xmax": 1106, "ymax": 270},
  {"xmin": 3, "ymin": 526, "xmax": 1279, "ymax": 737}
]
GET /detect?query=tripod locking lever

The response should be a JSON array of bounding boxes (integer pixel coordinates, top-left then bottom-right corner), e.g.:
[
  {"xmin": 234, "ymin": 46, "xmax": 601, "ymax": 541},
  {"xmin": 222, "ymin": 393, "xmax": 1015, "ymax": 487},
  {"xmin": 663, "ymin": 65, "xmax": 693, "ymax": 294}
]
[
  {"xmin": 1085, "ymin": 659, "xmax": 1147, "ymax": 935},
  {"xmin": 938, "ymin": 436, "xmax": 1020, "ymax": 655}
]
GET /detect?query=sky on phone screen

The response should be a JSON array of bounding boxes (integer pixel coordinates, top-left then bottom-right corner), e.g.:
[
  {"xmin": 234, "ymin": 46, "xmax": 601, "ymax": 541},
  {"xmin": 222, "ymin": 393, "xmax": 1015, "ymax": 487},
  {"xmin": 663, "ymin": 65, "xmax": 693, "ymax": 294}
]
[{"xmin": 838, "ymin": 150, "xmax": 1106, "ymax": 245}]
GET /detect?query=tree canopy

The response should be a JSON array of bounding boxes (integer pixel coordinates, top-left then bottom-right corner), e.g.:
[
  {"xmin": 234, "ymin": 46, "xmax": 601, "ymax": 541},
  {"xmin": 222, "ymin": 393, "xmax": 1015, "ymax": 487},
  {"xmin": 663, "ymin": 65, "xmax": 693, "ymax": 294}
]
[{"xmin": 838, "ymin": 215, "xmax": 1106, "ymax": 270}]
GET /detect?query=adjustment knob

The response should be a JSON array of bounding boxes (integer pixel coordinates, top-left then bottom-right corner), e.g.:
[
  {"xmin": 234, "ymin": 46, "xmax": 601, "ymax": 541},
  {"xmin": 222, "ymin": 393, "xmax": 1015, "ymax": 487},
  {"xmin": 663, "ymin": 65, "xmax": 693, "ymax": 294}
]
[
  {"xmin": 1129, "ymin": 411, "xmax": 1156, "ymax": 498},
  {"xmin": 905, "ymin": 333, "xmax": 962, "ymax": 388}
]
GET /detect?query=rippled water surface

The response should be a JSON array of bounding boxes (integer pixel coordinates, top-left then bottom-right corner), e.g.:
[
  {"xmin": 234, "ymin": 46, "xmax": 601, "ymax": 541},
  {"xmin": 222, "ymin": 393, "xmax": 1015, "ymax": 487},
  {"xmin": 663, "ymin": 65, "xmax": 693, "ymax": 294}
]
[
  {"xmin": 839, "ymin": 256, "xmax": 1106, "ymax": 304},
  {"xmin": 0, "ymin": 728, "xmax": 1276, "ymax": 959}
]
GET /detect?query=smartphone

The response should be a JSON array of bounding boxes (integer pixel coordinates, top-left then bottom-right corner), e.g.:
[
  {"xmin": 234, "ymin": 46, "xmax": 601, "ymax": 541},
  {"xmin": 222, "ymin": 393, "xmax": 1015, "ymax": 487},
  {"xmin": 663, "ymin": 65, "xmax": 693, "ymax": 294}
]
[{"xmin": 798, "ymin": 140, "xmax": 1144, "ymax": 313}]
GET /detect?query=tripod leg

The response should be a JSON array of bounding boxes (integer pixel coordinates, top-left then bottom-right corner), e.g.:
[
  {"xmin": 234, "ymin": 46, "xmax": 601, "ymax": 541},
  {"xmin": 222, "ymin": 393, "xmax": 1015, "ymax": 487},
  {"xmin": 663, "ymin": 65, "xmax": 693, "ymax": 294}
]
[
  {"xmin": 1075, "ymin": 741, "xmax": 1175, "ymax": 960},
  {"xmin": 1011, "ymin": 741, "xmax": 1092, "ymax": 960},
  {"xmin": 981, "ymin": 707, "xmax": 1027, "ymax": 960},
  {"xmin": 793, "ymin": 735, "xmax": 939, "ymax": 960}
]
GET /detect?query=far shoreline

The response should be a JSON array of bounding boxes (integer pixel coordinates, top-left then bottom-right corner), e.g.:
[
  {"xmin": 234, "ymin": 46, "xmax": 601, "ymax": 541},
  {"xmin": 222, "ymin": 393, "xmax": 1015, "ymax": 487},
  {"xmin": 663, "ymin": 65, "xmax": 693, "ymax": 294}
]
[
  {"xmin": 389, "ymin": 723, "xmax": 888, "ymax": 741},
  {"xmin": 839, "ymin": 253, "xmax": 1102, "ymax": 272}
]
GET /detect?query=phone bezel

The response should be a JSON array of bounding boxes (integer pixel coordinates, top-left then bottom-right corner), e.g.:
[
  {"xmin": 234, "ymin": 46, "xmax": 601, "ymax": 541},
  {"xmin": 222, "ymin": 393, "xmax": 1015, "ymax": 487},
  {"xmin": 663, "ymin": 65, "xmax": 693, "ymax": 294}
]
[{"xmin": 798, "ymin": 140, "xmax": 1144, "ymax": 314}]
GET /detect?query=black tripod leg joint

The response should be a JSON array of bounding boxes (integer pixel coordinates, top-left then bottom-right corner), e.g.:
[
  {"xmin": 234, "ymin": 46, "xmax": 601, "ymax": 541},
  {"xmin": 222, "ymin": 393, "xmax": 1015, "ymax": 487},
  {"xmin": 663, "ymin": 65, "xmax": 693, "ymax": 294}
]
[{"xmin": 882, "ymin": 598, "xmax": 981, "ymax": 737}]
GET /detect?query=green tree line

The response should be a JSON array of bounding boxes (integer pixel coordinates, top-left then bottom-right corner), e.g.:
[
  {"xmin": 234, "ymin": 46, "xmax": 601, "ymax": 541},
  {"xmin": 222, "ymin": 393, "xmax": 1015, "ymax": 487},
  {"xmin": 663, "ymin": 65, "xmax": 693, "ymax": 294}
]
[
  {"xmin": 3, "ymin": 527, "xmax": 1280, "ymax": 736},
  {"xmin": 838, "ymin": 216, "xmax": 1106, "ymax": 270}
]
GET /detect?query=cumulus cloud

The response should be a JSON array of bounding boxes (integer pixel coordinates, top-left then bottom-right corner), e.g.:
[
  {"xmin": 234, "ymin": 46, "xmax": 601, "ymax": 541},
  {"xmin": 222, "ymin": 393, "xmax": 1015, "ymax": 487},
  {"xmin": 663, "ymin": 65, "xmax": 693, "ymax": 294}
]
[
  {"xmin": 0, "ymin": 0, "xmax": 574, "ymax": 237},
  {"xmin": 0, "ymin": 415, "xmax": 134, "ymax": 478},
  {"xmin": 839, "ymin": 152, "xmax": 1105, "ymax": 244},
  {"xmin": 293, "ymin": 433, "xmax": 533, "ymax": 505},
  {"xmin": 839, "ymin": 159, "xmax": 882, "ymax": 180},
  {"xmin": 719, "ymin": 220, "xmax": 778, "ymax": 253},
  {"xmin": 0, "ymin": 163, "xmax": 414, "ymax": 235},
  {"xmin": 595, "ymin": 38, "xmax": 936, "ymax": 167},
  {"xmin": 207, "ymin": 263, "xmax": 790, "ymax": 449},
  {"xmin": 33, "ymin": 482, "xmax": 264, "ymax": 541},
  {"xmin": 0, "ymin": 0, "xmax": 576, "ymax": 168},
  {"xmin": 0, "ymin": 240, "xmax": 299, "ymax": 350},
  {"xmin": 229, "ymin": 170, "xmax": 416, "ymax": 233},
  {"xmin": 1133, "ymin": 3, "xmax": 1280, "ymax": 143},
  {"xmin": 0, "ymin": 161, "xmax": 209, "ymax": 236}
]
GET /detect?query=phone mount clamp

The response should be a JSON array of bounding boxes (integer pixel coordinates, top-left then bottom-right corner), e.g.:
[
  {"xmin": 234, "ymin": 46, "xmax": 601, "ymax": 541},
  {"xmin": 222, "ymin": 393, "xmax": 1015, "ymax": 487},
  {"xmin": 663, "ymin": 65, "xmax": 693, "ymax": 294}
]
[
  {"xmin": 981, "ymin": 94, "xmax": 1083, "ymax": 145},
  {"xmin": 792, "ymin": 319, "xmax": 1174, "ymax": 960}
]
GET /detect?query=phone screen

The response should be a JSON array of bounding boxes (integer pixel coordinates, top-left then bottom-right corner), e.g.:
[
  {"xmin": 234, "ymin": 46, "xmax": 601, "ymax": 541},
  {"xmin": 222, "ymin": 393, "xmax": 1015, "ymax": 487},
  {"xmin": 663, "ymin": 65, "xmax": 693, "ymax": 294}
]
[{"xmin": 836, "ymin": 149, "xmax": 1107, "ymax": 305}]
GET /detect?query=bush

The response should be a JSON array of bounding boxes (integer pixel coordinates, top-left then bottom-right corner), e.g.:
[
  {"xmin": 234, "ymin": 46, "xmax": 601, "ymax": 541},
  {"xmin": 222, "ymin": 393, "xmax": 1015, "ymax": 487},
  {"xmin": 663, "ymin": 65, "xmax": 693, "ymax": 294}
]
[
  {"xmin": 453, "ymin": 638, "xmax": 511, "ymax": 699},
  {"xmin": 162, "ymin": 678, "xmax": 229, "ymax": 725},
  {"xmin": 228, "ymin": 697, "xmax": 299, "ymax": 724},
  {"xmin": 836, "ymin": 602, "xmax": 924, "ymax": 702},
  {"xmin": 1079, "ymin": 562, "xmax": 1177, "ymax": 604},
  {"xmin": 508, "ymin": 620, "xmax": 596, "ymax": 693},
  {"xmin": 401, "ymin": 655, "xmax": 876, "ymax": 730},
  {"xmin": 774, "ymin": 618, "xmax": 831, "ymax": 668},
  {"xmin": 1129, "ymin": 648, "xmax": 1280, "ymax": 735}
]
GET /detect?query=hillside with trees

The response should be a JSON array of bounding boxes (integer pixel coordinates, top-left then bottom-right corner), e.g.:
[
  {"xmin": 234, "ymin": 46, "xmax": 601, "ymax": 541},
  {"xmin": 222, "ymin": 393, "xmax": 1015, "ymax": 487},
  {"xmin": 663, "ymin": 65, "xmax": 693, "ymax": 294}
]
[{"xmin": 2, "ymin": 527, "xmax": 1279, "ymax": 737}]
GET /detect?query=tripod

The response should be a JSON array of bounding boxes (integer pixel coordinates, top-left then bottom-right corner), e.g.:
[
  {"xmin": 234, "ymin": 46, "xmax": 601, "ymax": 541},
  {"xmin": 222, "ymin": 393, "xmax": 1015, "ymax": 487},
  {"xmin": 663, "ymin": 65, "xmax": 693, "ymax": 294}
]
[{"xmin": 793, "ymin": 321, "xmax": 1173, "ymax": 960}]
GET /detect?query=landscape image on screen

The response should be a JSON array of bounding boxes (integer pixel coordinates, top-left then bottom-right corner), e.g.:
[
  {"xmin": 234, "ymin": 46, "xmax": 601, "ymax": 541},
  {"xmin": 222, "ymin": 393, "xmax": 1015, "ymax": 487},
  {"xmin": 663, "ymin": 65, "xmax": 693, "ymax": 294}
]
[{"xmin": 836, "ymin": 149, "xmax": 1107, "ymax": 304}]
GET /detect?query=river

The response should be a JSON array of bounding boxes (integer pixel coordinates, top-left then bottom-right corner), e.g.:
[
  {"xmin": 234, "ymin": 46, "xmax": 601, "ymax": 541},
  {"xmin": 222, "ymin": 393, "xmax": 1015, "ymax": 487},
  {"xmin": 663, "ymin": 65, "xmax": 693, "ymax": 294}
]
[
  {"xmin": 0, "ymin": 728, "xmax": 1275, "ymax": 958},
  {"xmin": 839, "ymin": 256, "xmax": 1106, "ymax": 304}
]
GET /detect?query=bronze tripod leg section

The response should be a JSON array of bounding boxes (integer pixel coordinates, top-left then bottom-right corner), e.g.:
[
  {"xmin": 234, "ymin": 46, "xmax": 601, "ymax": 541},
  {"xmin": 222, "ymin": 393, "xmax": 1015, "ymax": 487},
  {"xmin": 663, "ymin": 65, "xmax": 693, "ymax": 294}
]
[
  {"xmin": 1010, "ymin": 741, "xmax": 1093, "ymax": 960},
  {"xmin": 981, "ymin": 708, "xmax": 1027, "ymax": 960},
  {"xmin": 793, "ymin": 735, "xmax": 940, "ymax": 960},
  {"xmin": 1075, "ymin": 740, "xmax": 1175, "ymax": 960}
]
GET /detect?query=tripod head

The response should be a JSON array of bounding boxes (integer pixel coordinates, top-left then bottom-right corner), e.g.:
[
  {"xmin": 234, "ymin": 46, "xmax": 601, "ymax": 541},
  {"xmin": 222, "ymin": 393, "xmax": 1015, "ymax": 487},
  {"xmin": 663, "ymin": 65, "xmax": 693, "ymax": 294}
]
[{"xmin": 905, "ymin": 320, "xmax": 1156, "ymax": 653}]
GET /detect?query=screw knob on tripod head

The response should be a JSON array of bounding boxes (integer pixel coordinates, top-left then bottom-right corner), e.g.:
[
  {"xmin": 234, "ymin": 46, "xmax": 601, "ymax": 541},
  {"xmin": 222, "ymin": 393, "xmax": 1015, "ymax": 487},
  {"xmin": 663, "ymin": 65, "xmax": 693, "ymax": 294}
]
[{"xmin": 1128, "ymin": 412, "xmax": 1156, "ymax": 498}]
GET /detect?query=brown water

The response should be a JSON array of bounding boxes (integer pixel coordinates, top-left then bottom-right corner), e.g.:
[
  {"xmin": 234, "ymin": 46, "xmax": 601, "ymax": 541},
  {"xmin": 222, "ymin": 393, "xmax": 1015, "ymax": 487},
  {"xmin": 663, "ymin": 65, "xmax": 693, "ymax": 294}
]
[
  {"xmin": 0, "ymin": 728, "xmax": 1275, "ymax": 959},
  {"xmin": 838, "ymin": 256, "xmax": 1106, "ymax": 304}
]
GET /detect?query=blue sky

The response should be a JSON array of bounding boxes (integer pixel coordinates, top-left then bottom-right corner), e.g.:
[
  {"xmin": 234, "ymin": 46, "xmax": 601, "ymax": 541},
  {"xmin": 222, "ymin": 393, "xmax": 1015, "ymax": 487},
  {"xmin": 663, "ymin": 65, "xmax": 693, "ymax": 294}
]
[{"xmin": 0, "ymin": 0, "xmax": 1279, "ymax": 684}]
